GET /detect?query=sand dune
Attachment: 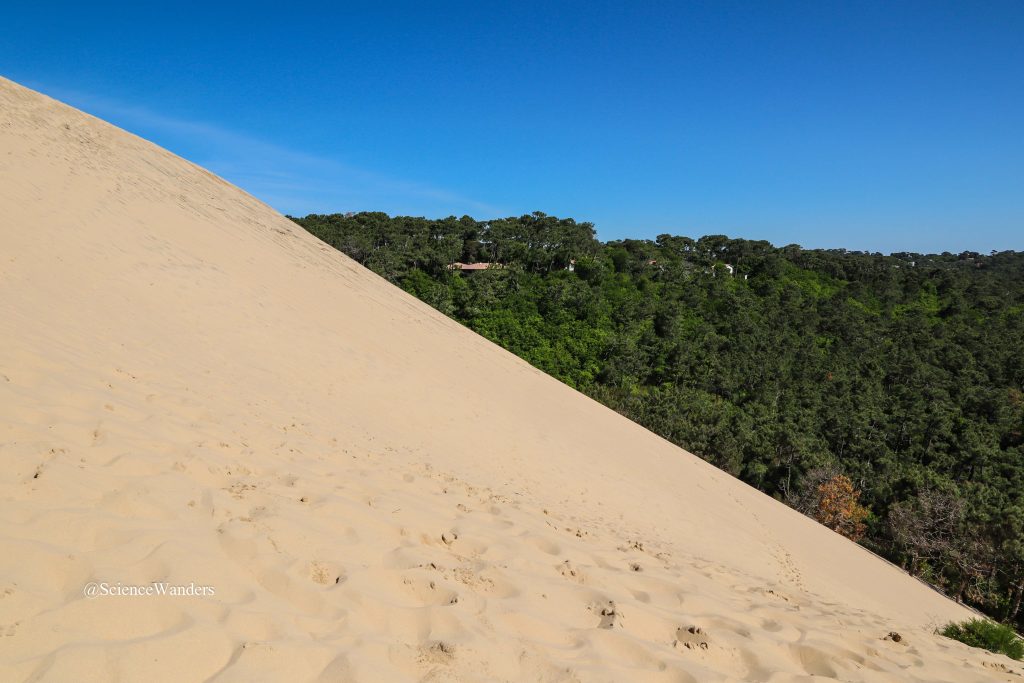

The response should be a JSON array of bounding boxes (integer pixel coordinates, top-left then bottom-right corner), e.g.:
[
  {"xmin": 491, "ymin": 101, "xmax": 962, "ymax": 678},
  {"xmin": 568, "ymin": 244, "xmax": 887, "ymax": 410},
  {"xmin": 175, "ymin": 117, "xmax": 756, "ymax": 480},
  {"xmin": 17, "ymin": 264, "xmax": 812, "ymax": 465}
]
[{"xmin": 0, "ymin": 76, "xmax": 1019, "ymax": 681}]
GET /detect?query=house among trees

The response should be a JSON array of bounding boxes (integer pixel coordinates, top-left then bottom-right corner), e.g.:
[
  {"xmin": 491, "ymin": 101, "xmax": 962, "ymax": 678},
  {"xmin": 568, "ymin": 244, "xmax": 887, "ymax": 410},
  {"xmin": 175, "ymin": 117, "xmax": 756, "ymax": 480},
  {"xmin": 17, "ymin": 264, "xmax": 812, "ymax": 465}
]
[{"xmin": 447, "ymin": 262, "xmax": 503, "ymax": 272}]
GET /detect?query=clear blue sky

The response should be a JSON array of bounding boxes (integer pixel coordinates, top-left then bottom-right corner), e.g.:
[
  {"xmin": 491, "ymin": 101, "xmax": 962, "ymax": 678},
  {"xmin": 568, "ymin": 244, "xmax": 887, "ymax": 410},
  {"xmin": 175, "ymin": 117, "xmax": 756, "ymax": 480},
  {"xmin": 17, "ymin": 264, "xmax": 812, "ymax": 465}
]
[{"xmin": 2, "ymin": 1, "xmax": 1022, "ymax": 253}]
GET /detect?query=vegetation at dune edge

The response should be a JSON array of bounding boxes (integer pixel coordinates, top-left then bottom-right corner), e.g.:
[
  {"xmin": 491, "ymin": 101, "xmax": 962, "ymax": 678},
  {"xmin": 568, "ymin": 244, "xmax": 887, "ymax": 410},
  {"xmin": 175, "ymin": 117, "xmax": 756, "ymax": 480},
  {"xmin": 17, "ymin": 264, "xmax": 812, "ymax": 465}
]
[
  {"xmin": 291, "ymin": 211, "xmax": 1024, "ymax": 632},
  {"xmin": 940, "ymin": 618, "xmax": 1024, "ymax": 660}
]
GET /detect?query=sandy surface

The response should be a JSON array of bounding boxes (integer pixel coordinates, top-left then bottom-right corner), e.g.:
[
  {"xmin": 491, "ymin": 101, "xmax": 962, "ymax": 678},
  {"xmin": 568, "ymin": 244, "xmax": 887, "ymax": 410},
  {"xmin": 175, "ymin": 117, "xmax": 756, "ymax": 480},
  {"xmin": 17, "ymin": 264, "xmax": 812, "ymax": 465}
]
[{"xmin": 0, "ymin": 76, "xmax": 1020, "ymax": 682}]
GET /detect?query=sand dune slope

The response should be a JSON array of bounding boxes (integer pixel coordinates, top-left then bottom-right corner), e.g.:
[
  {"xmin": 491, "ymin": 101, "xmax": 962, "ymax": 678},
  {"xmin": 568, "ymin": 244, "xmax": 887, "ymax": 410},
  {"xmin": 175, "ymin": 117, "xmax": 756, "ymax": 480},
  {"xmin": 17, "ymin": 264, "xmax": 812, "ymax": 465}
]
[{"xmin": 0, "ymin": 77, "xmax": 1019, "ymax": 682}]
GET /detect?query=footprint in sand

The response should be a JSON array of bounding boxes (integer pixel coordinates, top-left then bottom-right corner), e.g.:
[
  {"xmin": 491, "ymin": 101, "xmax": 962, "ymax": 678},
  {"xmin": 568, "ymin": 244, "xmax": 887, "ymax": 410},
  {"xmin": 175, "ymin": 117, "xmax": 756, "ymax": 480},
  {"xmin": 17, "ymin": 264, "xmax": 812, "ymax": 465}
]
[
  {"xmin": 532, "ymin": 537, "xmax": 561, "ymax": 555},
  {"xmin": 309, "ymin": 560, "xmax": 344, "ymax": 586},
  {"xmin": 400, "ymin": 574, "xmax": 459, "ymax": 607},
  {"xmin": 592, "ymin": 600, "xmax": 620, "ymax": 629},
  {"xmin": 674, "ymin": 625, "xmax": 710, "ymax": 651},
  {"xmin": 417, "ymin": 641, "xmax": 455, "ymax": 667},
  {"xmin": 559, "ymin": 559, "xmax": 585, "ymax": 583},
  {"xmin": 1, "ymin": 616, "xmax": 19, "ymax": 638}
]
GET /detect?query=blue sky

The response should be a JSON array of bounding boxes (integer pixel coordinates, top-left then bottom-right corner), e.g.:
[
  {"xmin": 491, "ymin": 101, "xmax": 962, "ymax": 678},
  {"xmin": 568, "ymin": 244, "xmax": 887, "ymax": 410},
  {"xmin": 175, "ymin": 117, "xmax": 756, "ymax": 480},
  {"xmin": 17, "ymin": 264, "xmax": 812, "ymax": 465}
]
[{"xmin": 2, "ymin": 1, "xmax": 1022, "ymax": 252}]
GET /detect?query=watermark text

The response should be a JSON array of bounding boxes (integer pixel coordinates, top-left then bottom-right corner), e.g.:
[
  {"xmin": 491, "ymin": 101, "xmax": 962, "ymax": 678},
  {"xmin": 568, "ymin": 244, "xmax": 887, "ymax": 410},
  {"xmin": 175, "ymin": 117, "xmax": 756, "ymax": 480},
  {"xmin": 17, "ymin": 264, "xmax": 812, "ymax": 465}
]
[{"xmin": 83, "ymin": 581, "xmax": 216, "ymax": 599}]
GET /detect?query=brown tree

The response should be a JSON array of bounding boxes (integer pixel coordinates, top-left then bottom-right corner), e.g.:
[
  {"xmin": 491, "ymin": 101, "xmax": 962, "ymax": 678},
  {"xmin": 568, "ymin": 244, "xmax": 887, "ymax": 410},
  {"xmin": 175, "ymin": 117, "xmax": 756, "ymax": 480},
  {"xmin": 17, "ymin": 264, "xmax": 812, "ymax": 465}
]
[{"xmin": 813, "ymin": 474, "xmax": 869, "ymax": 541}]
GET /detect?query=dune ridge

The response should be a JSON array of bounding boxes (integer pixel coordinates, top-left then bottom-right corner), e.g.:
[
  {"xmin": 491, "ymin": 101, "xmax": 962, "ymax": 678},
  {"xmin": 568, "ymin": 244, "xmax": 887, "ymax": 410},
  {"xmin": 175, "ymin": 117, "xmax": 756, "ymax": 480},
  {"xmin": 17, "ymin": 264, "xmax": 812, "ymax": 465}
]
[{"xmin": 0, "ymin": 76, "xmax": 1019, "ymax": 681}]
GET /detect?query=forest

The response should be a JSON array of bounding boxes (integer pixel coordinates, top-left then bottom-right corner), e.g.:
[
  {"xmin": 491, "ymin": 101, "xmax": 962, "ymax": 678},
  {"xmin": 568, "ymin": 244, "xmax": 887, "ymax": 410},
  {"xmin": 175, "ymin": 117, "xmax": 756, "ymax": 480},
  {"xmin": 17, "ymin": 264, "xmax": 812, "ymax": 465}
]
[{"xmin": 292, "ymin": 210, "xmax": 1024, "ymax": 630}]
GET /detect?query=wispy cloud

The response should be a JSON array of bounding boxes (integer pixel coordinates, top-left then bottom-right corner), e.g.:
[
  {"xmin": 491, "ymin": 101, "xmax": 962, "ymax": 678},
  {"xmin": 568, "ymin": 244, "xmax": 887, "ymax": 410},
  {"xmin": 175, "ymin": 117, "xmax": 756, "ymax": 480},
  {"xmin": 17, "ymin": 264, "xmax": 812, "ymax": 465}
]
[{"xmin": 32, "ymin": 82, "xmax": 502, "ymax": 218}]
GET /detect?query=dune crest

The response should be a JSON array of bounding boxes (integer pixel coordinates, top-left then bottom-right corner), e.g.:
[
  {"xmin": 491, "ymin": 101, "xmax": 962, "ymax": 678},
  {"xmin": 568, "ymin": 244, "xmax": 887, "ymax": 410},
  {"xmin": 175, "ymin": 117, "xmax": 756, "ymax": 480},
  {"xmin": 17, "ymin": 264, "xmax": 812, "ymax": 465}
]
[{"xmin": 0, "ymin": 77, "xmax": 1018, "ymax": 681}]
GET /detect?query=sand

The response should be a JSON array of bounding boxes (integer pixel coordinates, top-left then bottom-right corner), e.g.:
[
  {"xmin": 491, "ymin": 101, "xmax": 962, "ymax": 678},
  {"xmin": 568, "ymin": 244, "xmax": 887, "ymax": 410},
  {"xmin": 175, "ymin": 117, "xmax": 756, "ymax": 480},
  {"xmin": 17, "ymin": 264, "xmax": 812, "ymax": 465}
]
[{"xmin": 0, "ymin": 76, "xmax": 1019, "ymax": 682}]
